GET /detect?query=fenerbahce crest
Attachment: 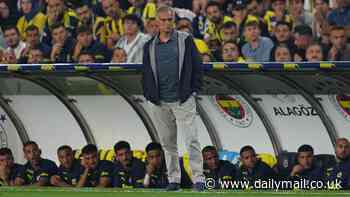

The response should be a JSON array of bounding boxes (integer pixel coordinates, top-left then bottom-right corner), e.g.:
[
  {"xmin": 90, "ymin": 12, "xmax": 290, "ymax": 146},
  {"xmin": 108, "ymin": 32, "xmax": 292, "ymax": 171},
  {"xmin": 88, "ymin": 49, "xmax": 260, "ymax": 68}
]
[
  {"xmin": 330, "ymin": 94, "xmax": 350, "ymax": 121},
  {"xmin": 213, "ymin": 95, "xmax": 253, "ymax": 128},
  {"xmin": 0, "ymin": 114, "xmax": 8, "ymax": 147}
]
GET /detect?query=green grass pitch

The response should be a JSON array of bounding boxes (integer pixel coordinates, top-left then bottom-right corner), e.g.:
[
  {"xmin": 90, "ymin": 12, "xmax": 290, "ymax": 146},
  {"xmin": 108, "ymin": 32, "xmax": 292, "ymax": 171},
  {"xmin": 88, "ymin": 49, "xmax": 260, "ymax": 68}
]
[{"xmin": 0, "ymin": 187, "xmax": 350, "ymax": 197}]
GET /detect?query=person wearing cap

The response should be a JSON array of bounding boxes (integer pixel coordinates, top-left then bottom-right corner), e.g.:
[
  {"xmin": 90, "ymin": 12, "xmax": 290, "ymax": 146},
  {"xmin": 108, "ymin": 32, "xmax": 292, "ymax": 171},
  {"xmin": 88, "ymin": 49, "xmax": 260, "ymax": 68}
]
[
  {"xmin": 263, "ymin": 0, "xmax": 292, "ymax": 33},
  {"xmin": 293, "ymin": 24, "xmax": 313, "ymax": 61},
  {"xmin": 73, "ymin": 25, "xmax": 112, "ymax": 63},
  {"xmin": 241, "ymin": 20, "xmax": 274, "ymax": 62},
  {"xmin": 205, "ymin": 1, "xmax": 233, "ymax": 42},
  {"xmin": 115, "ymin": 14, "xmax": 149, "ymax": 63},
  {"xmin": 289, "ymin": 144, "xmax": 325, "ymax": 182}
]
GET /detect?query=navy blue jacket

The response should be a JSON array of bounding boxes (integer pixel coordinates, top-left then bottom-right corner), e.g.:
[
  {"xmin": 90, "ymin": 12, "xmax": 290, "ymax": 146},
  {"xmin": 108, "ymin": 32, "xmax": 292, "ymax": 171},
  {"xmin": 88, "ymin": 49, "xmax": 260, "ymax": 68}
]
[{"xmin": 142, "ymin": 31, "xmax": 202, "ymax": 105}]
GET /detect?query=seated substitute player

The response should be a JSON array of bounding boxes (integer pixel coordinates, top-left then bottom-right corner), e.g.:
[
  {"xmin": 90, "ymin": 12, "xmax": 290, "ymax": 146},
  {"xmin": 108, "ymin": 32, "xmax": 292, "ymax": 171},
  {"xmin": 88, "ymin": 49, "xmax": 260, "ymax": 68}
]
[
  {"xmin": 143, "ymin": 142, "xmax": 193, "ymax": 188},
  {"xmin": 50, "ymin": 145, "xmax": 82, "ymax": 187},
  {"xmin": 112, "ymin": 141, "xmax": 145, "ymax": 188},
  {"xmin": 327, "ymin": 138, "xmax": 350, "ymax": 189},
  {"xmin": 290, "ymin": 144, "xmax": 325, "ymax": 182},
  {"xmin": 16, "ymin": 141, "xmax": 58, "ymax": 186},
  {"xmin": 143, "ymin": 142, "xmax": 167, "ymax": 188},
  {"xmin": 0, "ymin": 148, "xmax": 24, "ymax": 186},
  {"xmin": 76, "ymin": 144, "xmax": 114, "ymax": 187},
  {"xmin": 237, "ymin": 145, "xmax": 277, "ymax": 187},
  {"xmin": 202, "ymin": 146, "xmax": 237, "ymax": 189}
]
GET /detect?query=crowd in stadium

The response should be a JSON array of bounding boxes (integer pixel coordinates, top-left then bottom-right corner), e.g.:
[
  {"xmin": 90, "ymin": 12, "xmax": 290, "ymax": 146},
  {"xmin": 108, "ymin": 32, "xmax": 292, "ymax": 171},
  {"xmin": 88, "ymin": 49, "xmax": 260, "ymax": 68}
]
[
  {"xmin": 0, "ymin": 0, "xmax": 349, "ymax": 64},
  {"xmin": 0, "ymin": 139, "xmax": 349, "ymax": 189}
]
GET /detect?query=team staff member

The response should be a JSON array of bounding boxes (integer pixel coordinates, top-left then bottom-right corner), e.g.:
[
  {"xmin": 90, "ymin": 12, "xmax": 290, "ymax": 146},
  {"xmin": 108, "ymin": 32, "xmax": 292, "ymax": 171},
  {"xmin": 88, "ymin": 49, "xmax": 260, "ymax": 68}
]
[
  {"xmin": 142, "ymin": 6, "xmax": 204, "ymax": 191},
  {"xmin": 50, "ymin": 145, "xmax": 81, "ymax": 187},
  {"xmin": 0, "ymin": 148, "xmax": 24, "ymax": 186},
  {"xmin": 113, "ymin": 141, "xmax": 145, "ymax": 188},
  {"xmin": 16, "ymin": 141, "xmax": 58, "ymax": 186},
  {"xmin": 76, "ymin": 144, "xmax": 114, "ymax": 187},
  {"xmin": 202, "ymin": 146, "xmax": 237, "ymax": 189}
]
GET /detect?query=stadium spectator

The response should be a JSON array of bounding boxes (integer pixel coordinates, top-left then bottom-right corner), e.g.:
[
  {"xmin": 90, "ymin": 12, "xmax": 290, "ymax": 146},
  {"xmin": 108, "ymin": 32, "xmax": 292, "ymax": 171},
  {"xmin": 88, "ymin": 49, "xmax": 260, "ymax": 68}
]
[
  {"xmin": 290, "ymin": 144, "xmax": 325, "ymax": 181},
  {"xmin": 111, "ymin": 47, "xmax": 127, "ymax": 63},
  {"xmin": 271, "ymin": 44, "xmax": 292, "ymax": 62},
  {"xmin": 293, "ymin": 24, "xmax": 314, "ymax": 61},
  {"xmin": 50, "ymin": 145, "xmax": 81, "ymax": 187},
  {"xmin": 176, "ymin": 17, "xmax": 211, "ymax": 57},
  {"xmin": 237, "ymin": 145, "xmax": 276, "ymax": 187},
  {"xmin": 1, "ymin": 49, "xmax": 17, "ymax": 64},
  {"xmin": 113, "ymin": 141, "xmax": 145, "ymax": 188},
  {"xmin": 192, "ymin": 0, "xmax": 208, "ymax": 39},
  {"xmin": 144, "ymin": 17, "xmax": 159, "ymax": 36},
  {"xmin": 43, "ymin": 0, "xmax": 78, "ymax": 45},
  {"xmin": 327, "ymin": 138, "xmax": 350, "ymax": 189},
  {"xmin": 312, "ymin": 0, "xmax": 331, "ymax": 38},
  {"xmin": 241, "ymin": 21, "xmax": 274, "ymax": 62},
  {"xmin": 22, "ymin": 25, "xmax": 51, "ymax": 60},
  {"xmin": 127, "ymin": 0, "xmax": 157, "ymax": 21},
  {"xmin": 3, "ymin": 26, "xmax": 26, "ymax": 60},
  {"xmin": 272, "ymin": 21, "xmax": 294, "ymax": 48},
  {"xmin": 116, "ymin": 14, "xmax": 149, "ymax": 63},
  {"xmin": 327, "ymin": 0, "xmax": 350, "ymax": 27},
  {"xmin": 157, "ymin": 0, "xmax": 196, "ymax": 21},
  {"xmin": 205, "ymin": 1, "xmax": 233, "ymax": 42},
  {"xmin": 220, "ymin": 21, "xmax": 239, "ymax": 43},
  {"xmin": 142, "ymin": 5, "xmax": 204, "ymax": 191},
  {"xmin": 0, "ymin": 0, "xmax": 19, "ymax": 29},
  {"xmin": 17, "ymin": 0, "xmax": 46, "ymax": 39},
  {"xmin": 16, "ymin": 141, "xmax": 58, "ymax": 186},
  {"xmin": 77, "ymin": 50, "xmax": 96, "ymax": 64},
  {"xmin": 202, "ymin": 146, "xmax": 237, "ymax": 189},
  {"xmin": 202, "ymin": 52, "xmax": 212, "ymax": 62},
  {"xmin": 246, "ymin": 0, "xmax": 265, "ymax": 18},
  {"xmin": 76, "ymin": 144, "xmax": 114, "ymax": 187},
  {"xmin": 73, "ymin": 1, "xmax": 105, "ymax": 42},
  {"xmin": 0, "ymin": 147, "xmax": 24, "ymax": 186},
  {"xmin": 50, "ymin": 23, "xmax": 75, "ymax": 63},
  {"xmin": 328, "ymin": 26, "xmax": 350, "ymax": 61},
  {"xmin": 290, "ymin": 0, "xmax": 312, "ymax": 27},
  {"xmin": 26, "ymin": 47, "xmax": 46, "ymax": 64},
  {"xmin": 305, "ymin": 42, "xmax": 324, "ymax": 62},
  {"xmin": 73, "ymin": 25, "xmax": 111, "ymax": 63},
  {"xmin": 100, "ymin": 0, "xmax": 125, "ymax": 49},
  {"xmin": 263, "ymin": 0, "xmax": 292, "ymax": 33},
  {"xmin": 221, "ymin": 40, "xmax": 244, "ymax": 62}
]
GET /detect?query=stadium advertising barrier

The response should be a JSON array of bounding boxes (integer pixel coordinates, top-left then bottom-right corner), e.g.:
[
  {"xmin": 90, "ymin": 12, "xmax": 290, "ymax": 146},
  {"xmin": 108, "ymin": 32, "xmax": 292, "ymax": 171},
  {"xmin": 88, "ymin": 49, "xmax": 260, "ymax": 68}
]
[{"xmin": 0, "ymin": 62, "xmax": 349, "ymax": 163}]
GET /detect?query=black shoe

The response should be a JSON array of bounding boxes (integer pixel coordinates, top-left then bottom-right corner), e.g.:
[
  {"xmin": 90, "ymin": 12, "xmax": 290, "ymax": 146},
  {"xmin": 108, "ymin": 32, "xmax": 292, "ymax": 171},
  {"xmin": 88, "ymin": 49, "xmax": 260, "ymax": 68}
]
[{"xmin": 166, "ymin": 183, "xmax": 181, "ymax": 191}]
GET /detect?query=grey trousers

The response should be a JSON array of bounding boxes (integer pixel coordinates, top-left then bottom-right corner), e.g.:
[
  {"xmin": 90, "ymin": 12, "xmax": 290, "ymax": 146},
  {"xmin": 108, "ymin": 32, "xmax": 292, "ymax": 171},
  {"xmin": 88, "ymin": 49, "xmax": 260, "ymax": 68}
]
[{"xmin": 149, "ymin": 96, "xmax": 204, "ymax": 184}]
